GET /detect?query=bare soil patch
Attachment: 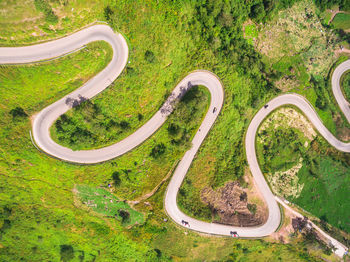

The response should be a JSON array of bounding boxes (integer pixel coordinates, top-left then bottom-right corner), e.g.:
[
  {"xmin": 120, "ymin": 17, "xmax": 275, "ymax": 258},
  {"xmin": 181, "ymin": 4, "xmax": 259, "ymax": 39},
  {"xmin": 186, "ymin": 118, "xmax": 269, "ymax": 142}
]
[{"xmin": 201, "ymin": 175, "xmax": 268, "ymax": 227}]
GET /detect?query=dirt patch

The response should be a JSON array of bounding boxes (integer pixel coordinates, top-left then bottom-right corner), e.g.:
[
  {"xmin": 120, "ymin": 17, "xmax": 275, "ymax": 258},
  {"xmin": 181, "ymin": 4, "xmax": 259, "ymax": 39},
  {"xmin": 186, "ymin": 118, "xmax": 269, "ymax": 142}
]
[
  {"xmin": 270, "ymin": 207, "xmax": 296, "ymax": 243},
  {"xmin": 275, "ymin": 75, "xmax": 300, "ymax": 92},
  {"xmin": 201, "ymin": 181, "xmax": 267, "ymax": 227},
  {"xmin": 335, "ymin": 113, "xmax": 350, "ymax": 141}
]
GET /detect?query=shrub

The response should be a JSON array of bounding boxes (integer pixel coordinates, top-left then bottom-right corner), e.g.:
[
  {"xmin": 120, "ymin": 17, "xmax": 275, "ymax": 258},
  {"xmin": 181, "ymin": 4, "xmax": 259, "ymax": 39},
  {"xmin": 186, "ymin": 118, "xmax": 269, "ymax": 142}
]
[
  {"xmin": 112, "ymin": 171, "xmax": 121, "ymax": 186},
  {"xmin": 144, "ymin": 50, "xmax": 155, "ymax": 63},
  {"xmin": 34, "ymin": 0, "xmax": 58, "ymax": 24},
  {"xmin": 118, "ymin": 209, "xmax": 130, "ymax": 224},
  {"xmin": 104, "ymin": 6, "xmax": 114, "ymax": 22},
  {"xmin": 247, "ymin": 203, "xmax": 257, "ymax": 215},
  {"xmin": 150, "ymin": 143, "xmax": 166, "ymax": 158},
  {"xmin": 60, "ymin": 244, "xmax": 74, "ymax": 262},
  {"xmin": 119, "ymin": 120, "xmax": 130, "ymax": 129},
  {"xmin": 9, "ymin": 107, "xmax": 27, "ymax": 118},
  {"xmin": 167, "ymin": 123, "xmax": 180, "ymax": 136}
]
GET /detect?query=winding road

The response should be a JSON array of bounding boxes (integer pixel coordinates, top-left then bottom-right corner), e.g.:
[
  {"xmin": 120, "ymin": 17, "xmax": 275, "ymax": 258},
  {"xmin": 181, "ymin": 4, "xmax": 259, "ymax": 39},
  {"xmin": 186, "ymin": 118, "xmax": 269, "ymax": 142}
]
[{"xmin": 0, "ymin": 25, "xmax": 349, "ymax": 246}]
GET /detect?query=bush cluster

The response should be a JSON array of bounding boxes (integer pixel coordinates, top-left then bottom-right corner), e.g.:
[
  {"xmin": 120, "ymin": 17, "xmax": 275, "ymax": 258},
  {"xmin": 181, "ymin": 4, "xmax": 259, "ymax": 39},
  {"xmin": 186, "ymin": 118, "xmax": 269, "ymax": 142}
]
[{"xmin": 34, "ymin": 0, "xmax": 58, "ymax": 24}]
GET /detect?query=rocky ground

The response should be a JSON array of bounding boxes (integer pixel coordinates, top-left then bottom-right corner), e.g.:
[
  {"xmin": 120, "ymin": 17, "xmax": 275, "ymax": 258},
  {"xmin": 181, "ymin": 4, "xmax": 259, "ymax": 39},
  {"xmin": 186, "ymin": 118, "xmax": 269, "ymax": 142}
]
[{"xmin": 201, "ymin": 181, "xmax": 267, "ymax": 227}]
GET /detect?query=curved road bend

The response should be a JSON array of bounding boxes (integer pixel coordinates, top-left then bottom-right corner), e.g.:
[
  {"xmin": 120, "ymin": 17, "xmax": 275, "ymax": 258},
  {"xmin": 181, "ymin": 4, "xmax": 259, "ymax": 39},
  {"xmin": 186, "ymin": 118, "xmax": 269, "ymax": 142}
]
[{"xmin": 0, "ymin": 25, "xmax": 349, "ymax": 240}]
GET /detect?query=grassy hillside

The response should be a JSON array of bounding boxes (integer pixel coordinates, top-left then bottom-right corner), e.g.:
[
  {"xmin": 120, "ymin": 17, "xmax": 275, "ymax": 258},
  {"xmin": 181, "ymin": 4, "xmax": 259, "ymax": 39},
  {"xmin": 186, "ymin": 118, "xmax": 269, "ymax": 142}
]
[
  {"xmin": 0, "ymin": 0, "xmax": 107, "ymax": 46},
  {"xmin": 0, "ymin": 0, "xmax": 347, "ymax": 261},
  {"xmin": 256, "ymin": 107, "xmax": 350, "ymax": 234},
  {"xmin": 342, "ymin": 70, "xmax": 350, "ymax": 100},
  {"xmin": 332, "ymin": 13, "xmax": 350, "ymax": 30}
]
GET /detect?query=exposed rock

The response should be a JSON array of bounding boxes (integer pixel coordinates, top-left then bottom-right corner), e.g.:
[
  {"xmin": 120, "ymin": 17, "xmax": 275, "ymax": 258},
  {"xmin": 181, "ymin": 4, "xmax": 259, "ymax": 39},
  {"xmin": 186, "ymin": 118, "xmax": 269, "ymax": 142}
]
[{"xmin": 201, "ymin": 182, "xmax": 265, "ymax": 227}]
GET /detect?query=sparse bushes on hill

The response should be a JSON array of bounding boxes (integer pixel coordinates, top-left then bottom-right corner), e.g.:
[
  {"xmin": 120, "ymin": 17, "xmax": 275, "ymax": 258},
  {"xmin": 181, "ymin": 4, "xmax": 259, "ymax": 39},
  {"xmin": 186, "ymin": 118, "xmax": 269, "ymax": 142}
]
[
  {"xmin": 9, "ymin": 107, "xmax": 27, "ymax": 119},
  {"xmin": 34, "ymin": 0, "xmax": 58, "ymax": 24},
  {"xmin": 150, "ymin": 143, "xmax": 166, "ymax": 158}
]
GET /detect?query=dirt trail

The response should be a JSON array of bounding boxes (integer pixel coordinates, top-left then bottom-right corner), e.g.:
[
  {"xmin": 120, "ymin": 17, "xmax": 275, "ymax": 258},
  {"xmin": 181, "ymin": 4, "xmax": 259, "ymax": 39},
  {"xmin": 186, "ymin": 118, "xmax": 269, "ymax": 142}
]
[{"xmin": 336, "ymin": 47, "xmax": 350, "ymax": 55}]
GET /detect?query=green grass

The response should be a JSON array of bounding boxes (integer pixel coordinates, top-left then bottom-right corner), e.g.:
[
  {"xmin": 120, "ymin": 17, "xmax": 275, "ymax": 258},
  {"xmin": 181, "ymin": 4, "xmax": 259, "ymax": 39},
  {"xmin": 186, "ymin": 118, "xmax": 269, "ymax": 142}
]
[
  {"xmin": 341, "ymin": 70, "xmax": 350, "ymax": 101},
  {"xmin": 331, "ymin": 12, "xmax": 350, "ymax": 30},
  {"xmin": 0, "ymin": 0, "xmax": 108, "ymax": 46},
  {"xmin": 75, "ymin": 184, "xmax": 144, "ymax": 226},
  {"xmin": 0, "ymin": 0, "xmax": 340, "ymax": 261},
  {"xmin": 244, "ymin": 24, "xmax": 258, "ymax": 45},
  {"xmin": 295, "ymin": 156, "xmax": 350, "ymax": 232},
  {"xmin": 0, "ymin": 41, "xmax": 112, "ymax": 115},
  {"xmin": 320, "ymin": 9, "xmax": 333, "ymax": 25}
]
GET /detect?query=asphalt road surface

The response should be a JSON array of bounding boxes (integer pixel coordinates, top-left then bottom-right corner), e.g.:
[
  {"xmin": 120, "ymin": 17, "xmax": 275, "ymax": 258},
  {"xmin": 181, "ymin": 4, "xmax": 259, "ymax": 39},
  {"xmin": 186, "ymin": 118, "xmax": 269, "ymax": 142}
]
[{"xmin": 1, "ymin": 25, "xmax": 349, "ymax": 242}]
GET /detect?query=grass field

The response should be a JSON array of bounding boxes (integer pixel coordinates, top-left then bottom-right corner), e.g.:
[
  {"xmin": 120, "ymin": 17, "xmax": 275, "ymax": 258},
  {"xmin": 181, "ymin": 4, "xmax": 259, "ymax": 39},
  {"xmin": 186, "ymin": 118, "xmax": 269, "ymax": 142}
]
[
  {"xmin": 0, "ymin": 0, "xmax": 344, "ymax": 260},
  {"xmin": 244, "ymin": 23, "xmax": 258, "ymax": 45},
  {"xmin": 75, "ymin": 185, "xmax": 144, "ymax": 226},
  {"xmin": 295, "ymin": 156, "xmax": 350, "ymax": 232},
  {"xmin": 257, "ymin": 107, "xmax": 350, "ymax": 234},
  {"xmin": 0, "ymin": 0, "xmax": 107, "ymax": 46},
  {"xmin": 332, "ymin": 12, "xmax": 350, "ymax": 30},
  {"xmin": 341, "ymin": 70, "xmax": 350, "ymax": 101}
]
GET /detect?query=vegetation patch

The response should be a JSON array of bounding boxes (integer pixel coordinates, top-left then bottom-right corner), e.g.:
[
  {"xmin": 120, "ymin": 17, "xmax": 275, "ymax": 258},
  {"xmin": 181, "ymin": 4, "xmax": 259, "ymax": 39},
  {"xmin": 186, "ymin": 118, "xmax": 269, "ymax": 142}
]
[
  {"xmin": 257, "ymin": 107, "xmax": 350, "ymax": 233},
  {"xmin": 253, "ymin": 0, "xmax": 350, "ymax": 140},
  {"xmin": 341, "ymin": 70, "xmax": 350, "ymax": 100},
  {"xmin": 75, "ymin": 184, "xmax": 144, "ymax": 226},
  {"xmin": 244, "ymin": 23, "xmax": 258, "ymax": 45},
  {"xmin": 256, "ymin": 0, "xmax": 339, "ymax": 78},
  {"xmin": 0, "ymin": 0, "xmax": 345, "ymax": 260},
  {"xmin": 257, "ymin": 108, "xmax": 313, "ymax": 173},
  {"xmin": 295, "ymin": 156, "xmax": 350, "ymax": 233},
  {"xmin": 331, "ymin": 12, "xmax": 350, "ymax": 30},
  {"xmin": 51, "ymin": 84, "xmax": 209, "ymax": 150},
  {"xmin": 0, "ymin": 0, "xmax": 107, "ymax": 46}
]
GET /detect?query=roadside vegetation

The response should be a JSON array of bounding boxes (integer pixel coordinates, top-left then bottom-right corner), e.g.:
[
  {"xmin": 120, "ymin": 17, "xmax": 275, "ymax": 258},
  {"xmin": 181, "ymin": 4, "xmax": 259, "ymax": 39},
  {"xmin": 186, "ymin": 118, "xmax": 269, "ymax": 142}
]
[
  {"xmin": 332, "ymin": 13, "xmax": 350, "ymax": 30},
  {"xmin": 0, "ymin": 0, "xmax": 106, "ymax": 46},
  {"xmin": 51, "ymin": 80, "xmax": 209, "ymax": 151},
  {"xmin": 256, "ymin": 107, "xmax": 350, "ymax": 236},
  {"xmin": 341, "ymin": 70, "xmax": 350, "ymax": 100},
  {"xmin": 0, "ymin": 0, "xmax": 349, "ymax": 261}
]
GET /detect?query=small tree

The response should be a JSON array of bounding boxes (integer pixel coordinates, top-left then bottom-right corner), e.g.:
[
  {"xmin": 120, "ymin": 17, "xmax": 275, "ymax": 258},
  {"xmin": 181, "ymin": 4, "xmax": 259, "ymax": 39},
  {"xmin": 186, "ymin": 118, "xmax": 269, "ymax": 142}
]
[
  {"xmin": 60, "ymin": 244, "xmax": 74, "ymax": 262},
  {"xmin": 112, "ymin": 171, "xmax": 121, "ymax": 186},
  {"xmin": 119, "ymin": 120, "xmax": 130, "ymax": 129},
  {"xmin": 167, "ymin": 123, "xmax": 180, "ymax": 136},
  {"xmin": 9, "ymin": 107, "xmax": 27, "ymax": 118},
  {"xmin": 104, "ymin": 6, "xmax": 114, "ymax": 21},
  {"xmin": 247, "ymin": 203, "xmax": 257, "ymax": 215},
  {"xmin": 118, "ymin": 209, "xmax": 130, "ymax": 224},
  {"xmin": 150, "ymin": 143, "xmax": 166, "ymax": 158},
  {"xmin": 144, "ymin": 50, "xmax": 155, "ymax": 63}
]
